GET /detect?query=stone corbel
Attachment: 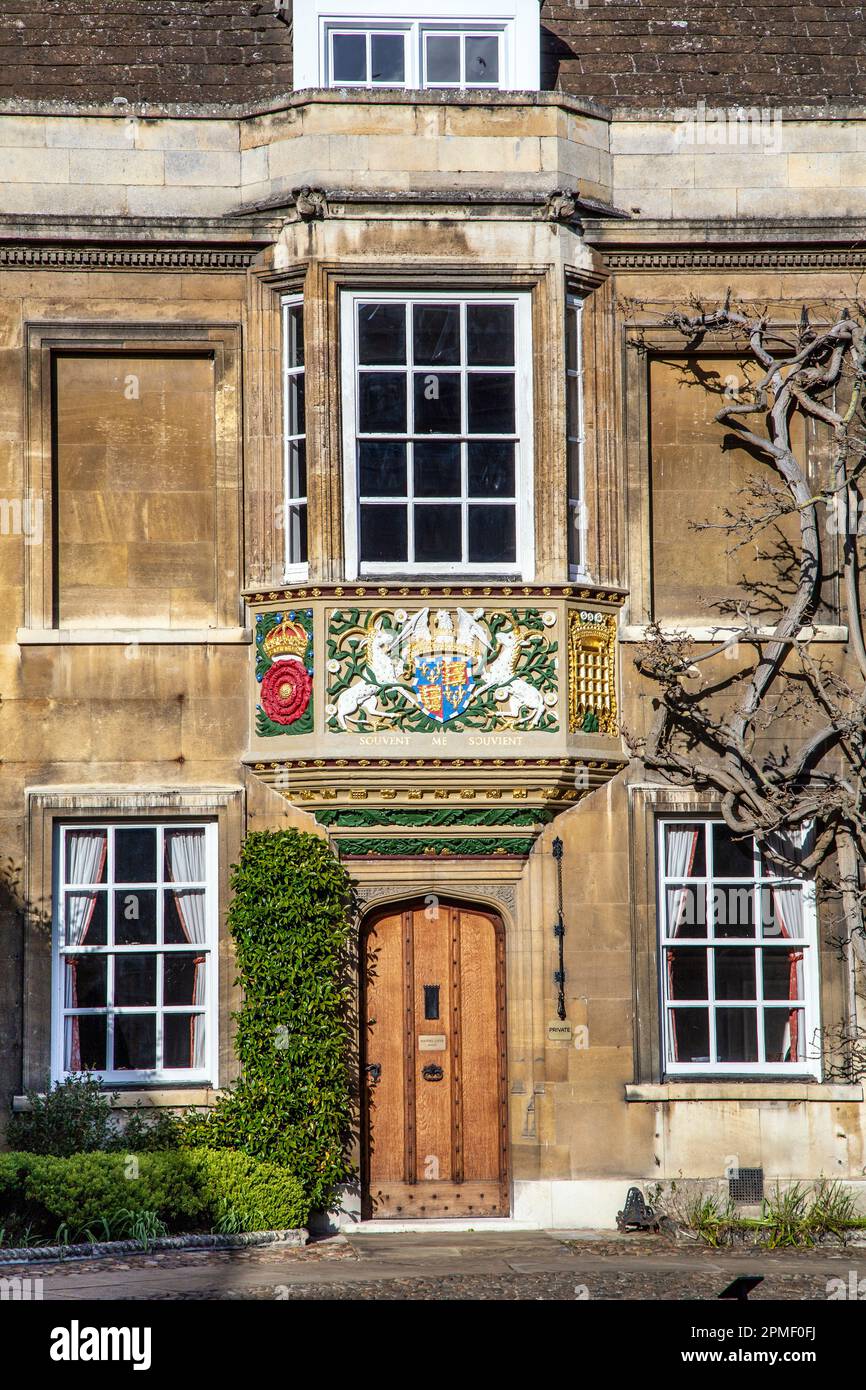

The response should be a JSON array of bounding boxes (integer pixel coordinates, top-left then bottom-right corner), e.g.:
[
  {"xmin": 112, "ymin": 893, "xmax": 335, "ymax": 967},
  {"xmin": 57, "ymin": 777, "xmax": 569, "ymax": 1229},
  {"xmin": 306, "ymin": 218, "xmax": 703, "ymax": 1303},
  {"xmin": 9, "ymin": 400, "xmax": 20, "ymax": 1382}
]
[
  {"xmin": 544, "ymin": 188, "xmax": 579, "ymax": 223},
  {"xmin": 292, "ymin": 186, "xmax": 329, "ymax": 220}
]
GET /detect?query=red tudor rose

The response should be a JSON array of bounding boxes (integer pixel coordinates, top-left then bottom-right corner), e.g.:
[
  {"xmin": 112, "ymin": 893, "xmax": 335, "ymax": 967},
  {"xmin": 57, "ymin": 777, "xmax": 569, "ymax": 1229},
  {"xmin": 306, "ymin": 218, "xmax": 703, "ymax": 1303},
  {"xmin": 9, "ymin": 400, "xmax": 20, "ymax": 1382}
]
[{"xmin": 260, "ymin": 659, "xmax": 312, "ymax": 725}]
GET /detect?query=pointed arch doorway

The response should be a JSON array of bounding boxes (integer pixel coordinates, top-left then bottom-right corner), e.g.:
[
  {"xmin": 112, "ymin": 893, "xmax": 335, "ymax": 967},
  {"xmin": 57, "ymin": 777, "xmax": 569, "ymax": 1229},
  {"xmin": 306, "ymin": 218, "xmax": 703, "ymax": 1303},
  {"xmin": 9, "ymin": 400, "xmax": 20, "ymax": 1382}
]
[{"xmin": 360, "ymin": 898, "xmax": 509, "ymax": 1219}]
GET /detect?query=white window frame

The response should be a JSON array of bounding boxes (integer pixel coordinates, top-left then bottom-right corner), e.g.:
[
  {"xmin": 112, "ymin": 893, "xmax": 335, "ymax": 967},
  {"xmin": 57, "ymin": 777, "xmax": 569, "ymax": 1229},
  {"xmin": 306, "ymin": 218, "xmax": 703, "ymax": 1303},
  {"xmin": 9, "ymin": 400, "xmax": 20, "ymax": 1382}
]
[
  {"xmin": 420, "ymin": 27, "xmax": 503, "ymax": 89},
  {"xmin": 340, "ymin": 287, "xmax": 534, "ymax": 581},
  {"xmin": 292, "ymin": 1, "xmax": 541, "ymax": 92},
  {"xmin": 327, "ymin": 26, "xmax": 410, "ymax": 87},
  {"xmin": 657, "ymin": 817, "xmax": 821, "ymax": 1078},
  {"xmin": 282, "ymin": 294, "xmax": 308, "ymax": 582},
  {"xmin": 566, "ymin": 292, "xmax": 587, "ymax": 580},
  {"xmin": 51, "ymin": 821, "xmax": 219, "ymax": 1087}
]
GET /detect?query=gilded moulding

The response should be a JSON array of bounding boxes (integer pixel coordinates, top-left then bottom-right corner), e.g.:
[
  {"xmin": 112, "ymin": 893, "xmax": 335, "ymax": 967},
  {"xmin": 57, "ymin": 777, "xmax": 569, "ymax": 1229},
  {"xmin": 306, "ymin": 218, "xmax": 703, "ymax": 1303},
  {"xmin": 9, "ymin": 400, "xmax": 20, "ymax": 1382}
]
[{"xmin": 568, "ymin": 610, "xmax": 618, "ymax": 736}]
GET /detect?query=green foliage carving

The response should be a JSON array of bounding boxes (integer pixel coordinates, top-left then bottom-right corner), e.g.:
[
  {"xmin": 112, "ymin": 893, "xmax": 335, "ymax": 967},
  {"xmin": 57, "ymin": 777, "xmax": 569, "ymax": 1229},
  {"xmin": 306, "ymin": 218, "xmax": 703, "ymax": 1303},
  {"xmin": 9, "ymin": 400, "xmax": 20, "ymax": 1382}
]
[
  {"xmin": 339, "ymin": 836, "xmax": 536, "ymax": 857},
  {"xmin": 315, "ymin": 807, "xmax": 552, "ymax": 828},
  {"xmin": 326, "ymin": 606, "xmax": 558, "ymax": 733}
]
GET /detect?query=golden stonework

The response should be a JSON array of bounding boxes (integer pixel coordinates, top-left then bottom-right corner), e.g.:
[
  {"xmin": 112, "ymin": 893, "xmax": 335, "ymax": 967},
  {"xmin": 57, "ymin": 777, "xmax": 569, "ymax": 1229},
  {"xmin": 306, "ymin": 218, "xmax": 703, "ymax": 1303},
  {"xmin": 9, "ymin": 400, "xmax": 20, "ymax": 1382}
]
[{"xmin": 568, "ymin": 611, "xmax": 618, "ymax": 736}]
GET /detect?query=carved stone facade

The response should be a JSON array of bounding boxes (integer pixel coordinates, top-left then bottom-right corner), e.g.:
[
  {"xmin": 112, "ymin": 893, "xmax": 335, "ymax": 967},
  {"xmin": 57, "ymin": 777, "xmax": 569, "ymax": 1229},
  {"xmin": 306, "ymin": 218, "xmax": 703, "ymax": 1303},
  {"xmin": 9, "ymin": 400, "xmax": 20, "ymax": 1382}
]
[{"xmin": 0, "ymin": 8, "xmax": 864, "ymax": 1231}]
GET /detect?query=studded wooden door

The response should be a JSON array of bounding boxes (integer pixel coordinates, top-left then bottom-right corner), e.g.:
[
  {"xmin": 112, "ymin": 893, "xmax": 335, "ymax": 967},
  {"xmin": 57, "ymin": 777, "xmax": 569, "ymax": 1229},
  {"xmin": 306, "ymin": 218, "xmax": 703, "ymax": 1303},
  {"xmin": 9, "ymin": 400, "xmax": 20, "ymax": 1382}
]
[{"xmin": 361, "ymin": 901, "xmax": 508, "ymax": 1219}]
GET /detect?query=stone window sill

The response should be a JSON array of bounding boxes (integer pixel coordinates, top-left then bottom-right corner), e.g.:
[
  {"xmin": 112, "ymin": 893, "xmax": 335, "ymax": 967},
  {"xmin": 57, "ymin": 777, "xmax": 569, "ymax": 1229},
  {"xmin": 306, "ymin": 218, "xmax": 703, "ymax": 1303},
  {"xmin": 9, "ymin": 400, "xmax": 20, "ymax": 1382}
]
[
  {"xmin": 625, "ymin": 1082, "xmax": 862, "ymax": 1103},
  {"xmin": 620, "ymin": 624, "xmax": 848, "ymax": 644},
  {"xmin": 13, "ymin": 1089, "xmax": 218, "ymax": 1111},
  {"xmin": 17, "ymin": 628, "xmax": 251, "ymax": 646}
]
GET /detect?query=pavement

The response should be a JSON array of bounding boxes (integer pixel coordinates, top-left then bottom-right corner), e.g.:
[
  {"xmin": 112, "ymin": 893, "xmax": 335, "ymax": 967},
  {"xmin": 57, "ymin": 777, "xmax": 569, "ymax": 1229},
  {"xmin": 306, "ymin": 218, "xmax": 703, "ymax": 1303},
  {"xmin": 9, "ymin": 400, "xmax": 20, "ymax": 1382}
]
[{"xmin": 3, "ymin": 1228, "xmax": 863, "ymax": 1300}]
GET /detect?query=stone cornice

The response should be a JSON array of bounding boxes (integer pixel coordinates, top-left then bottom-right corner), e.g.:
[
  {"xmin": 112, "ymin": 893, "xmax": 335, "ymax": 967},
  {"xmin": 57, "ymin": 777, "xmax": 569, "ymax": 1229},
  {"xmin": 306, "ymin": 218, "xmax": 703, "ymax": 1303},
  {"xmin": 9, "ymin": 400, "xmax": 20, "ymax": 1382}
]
[
  {"xmin": 585, "ymin": 219, "xmax": 866, "ymax": 270},
  {"xmin": 602, "ymin": 247, "xmax": 866, "ymax": 272},
  {"xmin": 0, "ymin": 88, "xmax": 611, "ymax": 123},
  {"xmin": 611, "ymin": 104, "xmax": 866, "ymax": 123},
  {"xmin": 236, "ymin": 185, "xmax": 630, "ymax": 223},
  {"xmin": 0, "ymin": 243, "xmax": 261, "ymax": 271},
  {"xmin": 247, "ymin": 757, "xmax": 622, "ymax": 772},
  {"xmin": 244, "ymin": 582, "xmax": 628, "ymax": 606}
]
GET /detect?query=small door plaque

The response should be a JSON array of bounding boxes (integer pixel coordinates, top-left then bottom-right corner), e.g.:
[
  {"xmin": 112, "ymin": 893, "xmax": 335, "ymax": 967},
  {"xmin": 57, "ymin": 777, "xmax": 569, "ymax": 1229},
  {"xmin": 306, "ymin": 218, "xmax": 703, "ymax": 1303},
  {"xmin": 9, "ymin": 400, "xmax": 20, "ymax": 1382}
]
[
  {"xmin": 547, "ymin": 1020, "xmax": 573, "ymax": 1043},
  {"xmin": 418, "ymin": 1034, "xmax": 447, "ymax": 1052}
]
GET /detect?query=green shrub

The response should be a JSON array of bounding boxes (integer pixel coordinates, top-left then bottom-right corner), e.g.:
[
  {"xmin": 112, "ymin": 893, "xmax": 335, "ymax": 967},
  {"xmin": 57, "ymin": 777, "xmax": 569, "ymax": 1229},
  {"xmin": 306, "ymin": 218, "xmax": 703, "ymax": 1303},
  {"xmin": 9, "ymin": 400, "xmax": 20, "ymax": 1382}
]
[
  {"xmin": 652, "ymin": 1177, "xmax": 866, "ymax": 1248},
  {"xmin": 181, "ymin": 830, "xmax": 355, "ymax": 1211},
  {"xmin": 114, "ymin": 1108, "xmax": 182, "ymax": 1153},
  {"xmin": 21, "ymin": 1151, "xmax": 206, "ymax": 1235},
  {"xmin": 0, "ymin": 1149, "xmax": 308, "ymax": 1247},
  {"xmin": 684, "ymin": 1192, "xmax": 737, "ymax": 1248},
  {"xmin": 194, "ymin": 1149, "xmax": 308, "ymax": 1232},
  {"xmin": 110, "ymin": 1209, "xmax": 169, "ymax": 1249},
  {"xmin": 6, "ymin": 1075, "xmax": 183, "ymax": 1158},
  {"xmin": 7, "ymin": 1075, "xmax": 115, "ymax": 1156}
]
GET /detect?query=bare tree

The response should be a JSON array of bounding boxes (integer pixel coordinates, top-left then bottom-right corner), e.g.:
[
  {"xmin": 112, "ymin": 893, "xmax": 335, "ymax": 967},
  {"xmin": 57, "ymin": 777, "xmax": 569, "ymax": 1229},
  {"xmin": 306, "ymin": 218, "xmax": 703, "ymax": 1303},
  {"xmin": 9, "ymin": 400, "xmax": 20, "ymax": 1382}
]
[{"xmin": 625, "ymin": 296, "xmax": 866, "ymax": 1076}]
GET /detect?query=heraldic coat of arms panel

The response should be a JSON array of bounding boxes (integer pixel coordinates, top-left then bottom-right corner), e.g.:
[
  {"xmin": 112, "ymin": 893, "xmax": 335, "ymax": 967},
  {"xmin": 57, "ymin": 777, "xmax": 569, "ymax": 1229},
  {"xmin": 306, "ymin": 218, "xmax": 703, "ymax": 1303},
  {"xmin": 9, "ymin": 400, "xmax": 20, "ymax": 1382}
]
[{"xmin": 325, "ymin": 606, "xmax": 559, "ymax": 734}]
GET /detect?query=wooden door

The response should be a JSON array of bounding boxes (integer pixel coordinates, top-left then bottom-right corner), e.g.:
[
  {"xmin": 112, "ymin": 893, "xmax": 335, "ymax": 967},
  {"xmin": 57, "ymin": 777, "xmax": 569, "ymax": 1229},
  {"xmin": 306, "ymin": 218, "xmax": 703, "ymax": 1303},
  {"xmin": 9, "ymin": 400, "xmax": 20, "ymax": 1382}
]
[{"xmin": 361, "ymin": 901, "xmax": 508, "ymax": 1219}]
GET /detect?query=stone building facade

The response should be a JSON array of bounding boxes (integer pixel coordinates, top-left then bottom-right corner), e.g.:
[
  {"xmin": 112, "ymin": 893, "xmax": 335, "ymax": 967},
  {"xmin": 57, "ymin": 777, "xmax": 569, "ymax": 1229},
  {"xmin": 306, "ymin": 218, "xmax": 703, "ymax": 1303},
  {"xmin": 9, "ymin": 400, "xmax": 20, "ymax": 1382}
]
[{"xmin": 1, "ymin": 0, "xmax": 865, "ymax": 1227}]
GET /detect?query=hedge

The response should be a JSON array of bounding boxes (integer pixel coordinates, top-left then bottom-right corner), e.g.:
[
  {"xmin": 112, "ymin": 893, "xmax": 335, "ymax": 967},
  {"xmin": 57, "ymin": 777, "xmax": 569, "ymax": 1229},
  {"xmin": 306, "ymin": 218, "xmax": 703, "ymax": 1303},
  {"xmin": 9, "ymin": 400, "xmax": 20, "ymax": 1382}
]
[{"xmin": 0, "ymin": 1150, "xmax": 308, "ymax": 1246}]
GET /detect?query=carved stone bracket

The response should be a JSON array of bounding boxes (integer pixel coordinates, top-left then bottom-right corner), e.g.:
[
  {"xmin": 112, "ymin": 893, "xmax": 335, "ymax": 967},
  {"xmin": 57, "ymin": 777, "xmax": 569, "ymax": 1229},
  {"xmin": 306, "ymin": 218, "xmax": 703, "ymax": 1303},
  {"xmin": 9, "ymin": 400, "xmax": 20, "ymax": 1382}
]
[
  {"xmin": 543, "ymin": 188, "xmax": 578, "ymax": 222},
  {"xmin": 292, "ymin": 186, "xmax": 329, "ymax": 220}
]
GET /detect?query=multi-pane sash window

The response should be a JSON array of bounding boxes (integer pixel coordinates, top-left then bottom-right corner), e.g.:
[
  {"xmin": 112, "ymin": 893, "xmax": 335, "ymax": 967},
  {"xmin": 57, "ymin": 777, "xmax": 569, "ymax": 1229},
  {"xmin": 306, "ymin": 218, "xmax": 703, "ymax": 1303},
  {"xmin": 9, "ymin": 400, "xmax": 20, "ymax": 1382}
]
[
  {"xmin": 282, "ymin": 296, "xmax": 307, "ymax": 575},
  {"xmin": 53, "ymin": 823, "xmax": 217, "ymax": 1084},
  {"xmin": 423, "ymin": 29, "xmax": 500, "ymax": 86},
  {"xmin": 658, "ymin": 819, "xmax": 819, "ymax": 1076},
  {"xmin": 320, "ymin": 19, "xmax": 511, "ymax": 89},
  {"xmin": 566, "ymin": 293, "xmax": 587, "ymax": 577},
  {"xmin": 342, "ymin": 291, "xmax": 533, "ymax": 577},
  {"xmin": 330, "ymin": 28, "xmax": 407, "ymax": 85}
]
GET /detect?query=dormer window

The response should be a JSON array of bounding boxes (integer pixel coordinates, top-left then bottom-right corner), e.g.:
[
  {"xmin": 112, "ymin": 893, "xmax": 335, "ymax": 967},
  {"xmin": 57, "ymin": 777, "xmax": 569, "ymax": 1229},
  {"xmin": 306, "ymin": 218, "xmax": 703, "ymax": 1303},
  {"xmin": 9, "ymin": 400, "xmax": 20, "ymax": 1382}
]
[
  {"xmin": 425, "ymin": 30, "xmax": 500, "ymax": 87},
  {"xmin": 293, "ymin": 2, "xmax": 541, "ymax": 92},
  {"xmin": 331, "ymin": 28, "xmax": 407, "ymax": 86}
]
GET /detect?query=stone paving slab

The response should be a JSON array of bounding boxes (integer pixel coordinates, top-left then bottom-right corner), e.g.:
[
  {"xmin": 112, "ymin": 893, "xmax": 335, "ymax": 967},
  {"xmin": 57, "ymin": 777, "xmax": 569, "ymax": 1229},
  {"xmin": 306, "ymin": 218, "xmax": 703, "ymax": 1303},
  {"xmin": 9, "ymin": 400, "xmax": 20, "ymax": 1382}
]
[
  {"xmin": 181, "ymin": 1270, "xmax": 833, "ymax": 1301},
  {"xmin": 3, "ymin": 1229, "xmax": 862, "ymax": 1301}
]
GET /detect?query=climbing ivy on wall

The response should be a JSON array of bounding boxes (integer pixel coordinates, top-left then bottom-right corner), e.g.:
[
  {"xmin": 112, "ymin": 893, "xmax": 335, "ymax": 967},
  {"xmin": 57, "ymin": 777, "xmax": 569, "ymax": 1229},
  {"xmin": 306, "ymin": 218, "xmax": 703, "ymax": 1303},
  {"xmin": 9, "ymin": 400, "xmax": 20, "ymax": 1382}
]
[{"xmin": 183, "ymin": 830, "xmax": 355, "ymax": 1212}]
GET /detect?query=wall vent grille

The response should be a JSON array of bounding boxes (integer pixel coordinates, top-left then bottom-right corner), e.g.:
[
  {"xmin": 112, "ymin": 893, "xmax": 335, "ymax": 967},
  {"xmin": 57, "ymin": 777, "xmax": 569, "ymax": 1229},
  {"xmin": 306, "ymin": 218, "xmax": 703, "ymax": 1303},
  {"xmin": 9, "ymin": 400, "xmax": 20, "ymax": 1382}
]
[{"xmin": 729, "ymin": 1167, "xmax": 764, "ymax": 1203}]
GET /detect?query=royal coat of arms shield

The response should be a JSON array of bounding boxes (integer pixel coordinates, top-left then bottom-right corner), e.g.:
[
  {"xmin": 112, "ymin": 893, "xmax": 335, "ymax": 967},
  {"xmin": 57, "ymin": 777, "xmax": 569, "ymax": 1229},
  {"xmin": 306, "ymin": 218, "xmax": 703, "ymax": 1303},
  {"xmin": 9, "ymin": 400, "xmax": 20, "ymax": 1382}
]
[{"xmin": 412, "ymin": 653, "xmax": 475, "ymax": 723}]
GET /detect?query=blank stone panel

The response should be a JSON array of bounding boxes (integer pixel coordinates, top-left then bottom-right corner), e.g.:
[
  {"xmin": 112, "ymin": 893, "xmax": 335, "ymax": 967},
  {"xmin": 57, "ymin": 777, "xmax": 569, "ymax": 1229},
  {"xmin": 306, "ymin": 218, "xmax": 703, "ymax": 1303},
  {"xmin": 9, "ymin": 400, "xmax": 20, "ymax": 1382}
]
[
  {"xmin": 648, "ymin": 356, "xmax": 810, "ymax": 624},
  {"xmin": 54, "ymin": 353, "xmax": 217, "ymax": 629}
]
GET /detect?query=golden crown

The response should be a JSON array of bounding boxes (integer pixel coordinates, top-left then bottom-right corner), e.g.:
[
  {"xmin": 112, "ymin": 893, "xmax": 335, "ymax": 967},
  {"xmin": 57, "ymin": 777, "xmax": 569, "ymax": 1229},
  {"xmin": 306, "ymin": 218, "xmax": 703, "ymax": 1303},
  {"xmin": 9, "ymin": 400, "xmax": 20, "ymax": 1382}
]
[
  {"xmin": 263, "ymin": 618, "xmax": 307, "ymax": 662},
  {"xmin": 408, "ymin": 632, "xmax": 477, "ymax": 663}
]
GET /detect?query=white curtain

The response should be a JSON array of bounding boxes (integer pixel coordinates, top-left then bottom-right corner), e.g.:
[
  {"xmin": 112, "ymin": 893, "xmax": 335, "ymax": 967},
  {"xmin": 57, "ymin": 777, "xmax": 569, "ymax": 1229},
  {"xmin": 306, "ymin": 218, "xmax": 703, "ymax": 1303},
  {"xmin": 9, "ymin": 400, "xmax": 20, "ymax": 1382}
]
[
  {"xmin": 664, "ymin": 826, "xmax": 701, "ymax": 1063},
  {"xmin": 665, "ymin": 826, "xmax": 701, "ymax": 938},
  {"xmin": 765, "ymin": 824, "xmax": 813, "ymax": 877},
  {"xmin": 63, "ymin": 830, "xmax": 107, "ymax": 1072},
  {"xmin": 763, "ymin": 826, "xmax": 809, "ymax": 1062},
  {"xmin": 772, "ymin": 885, "xmax": 805, "ymax": 1063},
  {"xmin": 166, "ymin": 830, "xmax": 207, "ymax": 1069},
  {"xmin": 65, "ymin": 830, "xmax": 107, "ymax": 947}
]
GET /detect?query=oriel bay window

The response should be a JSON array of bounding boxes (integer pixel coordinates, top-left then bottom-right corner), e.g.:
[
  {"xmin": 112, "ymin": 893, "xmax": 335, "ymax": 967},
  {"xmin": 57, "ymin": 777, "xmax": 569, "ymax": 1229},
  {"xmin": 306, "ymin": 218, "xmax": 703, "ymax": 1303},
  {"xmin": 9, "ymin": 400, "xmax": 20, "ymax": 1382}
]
[
  {"xmin": 282, "ymin": 295, "xmax": 307, "ymax": 576},
  {"xmin": 327, "ymin": 24, "xmax": 502, "ymax": 87},
  {"xmin": 341, "ymin": 291, "xmax": 533, "ymax": 578},
  {"xmin": 566, "ymin": 292, "xmax": 587, "ymax": 578},
  {"xmin": 53, "ymin": 823, "xmax": 217, "ymax": 1084},
  {"xmin": 658, "ymin": 819, "xmax": 819, "ymax": 1076}
]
